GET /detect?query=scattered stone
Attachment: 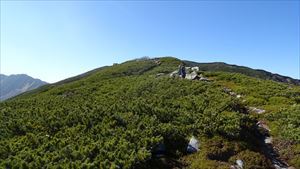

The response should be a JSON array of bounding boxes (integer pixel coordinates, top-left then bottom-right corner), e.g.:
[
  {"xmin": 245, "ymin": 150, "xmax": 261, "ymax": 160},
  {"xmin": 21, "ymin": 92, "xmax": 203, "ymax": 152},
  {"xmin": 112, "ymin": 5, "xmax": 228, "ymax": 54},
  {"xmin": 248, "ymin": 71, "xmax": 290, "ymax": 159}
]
[
  {"xmin": 227, "ymin": 91, "xmax": 242, "ymax": 98},
  {"xmin": 224, "ymin": 87, "xmax": 232, "ymax": 93},
  {"xmin": 230, "ymin": 165, "xmax": 236, "ymax": 169},
  {"xmin": 236, "ymin": 159, "xmax": 244, "ymax": 169},
  {"xmin": 229, "ymin": 91, "xmax": 237, "ymax": 96},
  {"xmin": 230, "ymin": 160, "xmax": 244, "ymax": 169},
  {"xmin": 274, "ymin": 164, "xmax": 290, "ymax": 169},
  {"xmin": 274, "ymin": 164, "xmax": 281, "ymax": 169},
  {"xmin": 223, "ymin": 88, "xmax": 242, "ymax": 98},
  {"xmin": 156, "ymin": 73, "xmax": 165, "ymax": 77},
  {"xmin": 154, "ymin": 59, "xmax": 161, "ymax": 65},
  {"xmin": 248, "ymin": 107, "xmax": 266, "ymax": 114},
  {"xmin": 256, "ymin": 121, "xmax": 271, "ymax": 132},
  {"xmin": 265, "ymin": 137, "xmax": 273, "ymax": 144},
  {"xmin": 187, "ymin": 136, "xmax": 199, "ymax": 153},
  {"xmin": 199, "ymin": 77, "xmax": 210, "ymax": 81}
]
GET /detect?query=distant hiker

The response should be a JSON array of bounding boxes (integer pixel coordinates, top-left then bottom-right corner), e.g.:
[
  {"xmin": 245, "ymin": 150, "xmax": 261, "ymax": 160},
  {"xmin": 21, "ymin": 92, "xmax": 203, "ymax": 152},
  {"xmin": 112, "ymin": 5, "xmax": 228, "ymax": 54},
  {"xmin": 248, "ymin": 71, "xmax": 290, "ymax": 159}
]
[
  {"xmin": 178, "ymin": 64, "xmax": 186, "ymax": 78},
  {"xmin": 181, "ymin": 65, "xmax": 186, "ymax": 78},
  {"xmin": 178, "ymin": 65, "xmax": 182, "ymax": 77}
]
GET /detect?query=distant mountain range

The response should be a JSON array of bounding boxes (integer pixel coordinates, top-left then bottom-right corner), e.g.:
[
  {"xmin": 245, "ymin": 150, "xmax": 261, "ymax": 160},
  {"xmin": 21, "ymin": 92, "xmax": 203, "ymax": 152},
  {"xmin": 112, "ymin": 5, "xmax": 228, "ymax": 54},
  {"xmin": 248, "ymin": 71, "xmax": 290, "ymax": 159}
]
[{"xmin": 0, "ymin": 74, "xmax": 47, "ymax": 101}]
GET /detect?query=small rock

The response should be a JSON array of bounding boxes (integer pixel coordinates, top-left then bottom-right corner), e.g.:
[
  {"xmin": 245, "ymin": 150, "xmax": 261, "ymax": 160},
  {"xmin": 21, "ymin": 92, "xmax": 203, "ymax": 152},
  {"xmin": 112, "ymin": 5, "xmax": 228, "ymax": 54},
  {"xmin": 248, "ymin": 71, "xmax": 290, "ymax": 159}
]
[
  {"xmin": 199, "ymin": 77, "xmax": 210, "ymax": 81},
  {"xmin": 265, "ymin": 137, "xmax": 273, "ymax": 144},
  {"xmin": 154, "ymin": 59, "xmax": 161, "ymax": 65},
  {"xmin": 156, "ymin": 73, "xmax": 165, "ymax": 77},
  {"xmin": 187, "ymin": 136, "xmax": 200, "ymax": 153},
  {"xmin": 236, "ymin": 159, "xmax": 244, "ymax": 169},
  {"xmin": 230, "ymin": 165, "xmax": 237, "ymax": 169},
  {"xmin": 223, "ymin": 87, "xmax": 232, "ymax": 93},
  {"xmin": 273, "ymin": 164, "xmax": 286, "ymax": 169},
  {"xmin": 249, "ymin": 107, "xmax": 265, "ymax": 114},
  {"xmin": 256, "ymin": 121, "xmax": 271, "ymax": 132}
]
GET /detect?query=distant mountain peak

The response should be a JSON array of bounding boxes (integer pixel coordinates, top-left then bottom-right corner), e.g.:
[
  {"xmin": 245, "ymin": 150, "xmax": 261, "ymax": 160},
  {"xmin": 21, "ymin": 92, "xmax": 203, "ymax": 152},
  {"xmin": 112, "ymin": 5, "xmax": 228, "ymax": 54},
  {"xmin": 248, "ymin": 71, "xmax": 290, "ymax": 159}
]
[{"xmin": 0, "ymin": 74, "xmax": 47, "ymax": 101}]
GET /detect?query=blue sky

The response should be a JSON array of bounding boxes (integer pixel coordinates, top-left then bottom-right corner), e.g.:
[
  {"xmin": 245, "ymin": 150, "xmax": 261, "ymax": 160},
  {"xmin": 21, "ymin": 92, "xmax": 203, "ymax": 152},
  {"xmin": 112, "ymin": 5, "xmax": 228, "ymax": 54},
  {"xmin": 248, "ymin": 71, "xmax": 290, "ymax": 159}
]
[{"xmin": 1, "ymin": 1, "xmax": 299, "ymax": 83}]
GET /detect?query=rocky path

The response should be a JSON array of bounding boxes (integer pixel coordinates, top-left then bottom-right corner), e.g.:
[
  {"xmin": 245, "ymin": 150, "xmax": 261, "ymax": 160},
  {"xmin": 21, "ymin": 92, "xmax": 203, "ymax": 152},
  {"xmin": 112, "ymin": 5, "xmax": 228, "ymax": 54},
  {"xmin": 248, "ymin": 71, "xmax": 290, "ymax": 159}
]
[
  {"xmin": 255, "ymin": 121, "xmax": 289, "ymax": 169},
  {"xmin": 224, "ymin": 87, "xmax": 290, "ymax": 169},
  {"xmin": 167, "ymin": 67, "xmax": 293, "ymax": 168}
]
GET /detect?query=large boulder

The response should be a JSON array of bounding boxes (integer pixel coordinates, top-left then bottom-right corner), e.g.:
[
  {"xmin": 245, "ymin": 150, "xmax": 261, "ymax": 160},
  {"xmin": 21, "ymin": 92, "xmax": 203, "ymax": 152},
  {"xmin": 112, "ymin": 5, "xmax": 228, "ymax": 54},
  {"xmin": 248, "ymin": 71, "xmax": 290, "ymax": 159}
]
[
  {"xmin": 170, "ymin": 70, "xmax": 179, "ymax": 78},
  {"xmin": 185, "ymin": 71, "xmax": 199, "ymax": 80}
]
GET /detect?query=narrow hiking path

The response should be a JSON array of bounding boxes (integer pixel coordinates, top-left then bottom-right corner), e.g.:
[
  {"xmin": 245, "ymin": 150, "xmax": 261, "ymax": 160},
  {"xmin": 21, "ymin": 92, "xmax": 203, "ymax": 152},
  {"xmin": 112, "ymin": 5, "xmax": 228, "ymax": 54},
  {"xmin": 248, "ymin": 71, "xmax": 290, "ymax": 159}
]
[
  {"xmin": 165, "ymin": 67, "xmax": 293, "ymax": 168},
  {"xmin": 254, "ymin": 121, "xmax": 289, "ymax": 169},
  {"xmin": 224, "ymin": 87, "xmax": 290, "ymax": 169}
]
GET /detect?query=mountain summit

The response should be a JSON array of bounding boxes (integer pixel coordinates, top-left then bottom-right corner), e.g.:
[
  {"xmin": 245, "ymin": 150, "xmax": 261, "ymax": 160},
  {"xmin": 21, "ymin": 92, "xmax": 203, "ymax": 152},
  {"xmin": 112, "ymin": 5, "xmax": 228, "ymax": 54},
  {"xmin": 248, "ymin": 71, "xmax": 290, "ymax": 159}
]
[
  {"xmin": 0, "ymin": 57, "xmax": 299, "ymax": 169},
  {"xmin": 0, "ymin": 74, "xmax": 47, "ymax": 101}
]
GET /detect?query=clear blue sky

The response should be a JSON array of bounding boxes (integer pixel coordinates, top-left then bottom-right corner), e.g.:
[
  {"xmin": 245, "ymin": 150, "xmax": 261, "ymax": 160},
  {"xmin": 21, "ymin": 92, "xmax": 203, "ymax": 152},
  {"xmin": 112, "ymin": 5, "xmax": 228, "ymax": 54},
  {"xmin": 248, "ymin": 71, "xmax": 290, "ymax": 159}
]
[{"xmin": 1, "ymin": 1, "xmax": 299, "ymax": 83}]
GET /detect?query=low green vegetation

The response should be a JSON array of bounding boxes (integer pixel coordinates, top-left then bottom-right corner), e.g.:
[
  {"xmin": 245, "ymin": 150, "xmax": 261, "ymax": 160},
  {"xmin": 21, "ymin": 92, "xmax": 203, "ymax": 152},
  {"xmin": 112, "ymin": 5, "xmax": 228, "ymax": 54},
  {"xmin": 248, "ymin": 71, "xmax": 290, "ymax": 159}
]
[{"xmin": 0, "ymin": 57, "xmax": 299, "ymax": 168}]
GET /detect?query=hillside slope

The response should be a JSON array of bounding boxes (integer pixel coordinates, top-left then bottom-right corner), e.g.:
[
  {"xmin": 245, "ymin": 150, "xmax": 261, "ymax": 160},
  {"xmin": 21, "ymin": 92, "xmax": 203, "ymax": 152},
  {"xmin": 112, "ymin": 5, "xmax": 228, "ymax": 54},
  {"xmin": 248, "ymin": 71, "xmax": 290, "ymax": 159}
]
[
  {"xmin": 0, "ymin": 74, "xmax": 47, "ymax": 101},
  {"xmin": 0, "ymin": 57, "xmax": 299, "ymax": 169},
  {"xmin": 184, "ymin": 60, "xmax": 300, "ymax": 85}
]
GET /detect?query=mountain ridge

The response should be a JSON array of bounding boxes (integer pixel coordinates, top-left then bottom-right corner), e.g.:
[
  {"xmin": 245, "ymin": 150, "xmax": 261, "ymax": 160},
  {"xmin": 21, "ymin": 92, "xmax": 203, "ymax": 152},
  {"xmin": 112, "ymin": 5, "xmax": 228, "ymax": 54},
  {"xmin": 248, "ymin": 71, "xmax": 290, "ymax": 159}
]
[
  {"xmin": 0, "ymin": 57, "xmax": 299, "ymax": 168},
  {"xmin": 0, "ymin": 73, "xmax": 47, "ymax": 101},
  {"xmin": 12, "ymin": 57, "xmax": 299, "ymax": 101},
  {"xmin": 183, "ymin": 60, "xmax": 300, "ymax": 85},
  {"xmin": 31, "ymin": 57, "xmax": 300, "ymax": 89},
  {"xmin": 53, "ymin": 57, "xmax": 300, "ymax": 86}
]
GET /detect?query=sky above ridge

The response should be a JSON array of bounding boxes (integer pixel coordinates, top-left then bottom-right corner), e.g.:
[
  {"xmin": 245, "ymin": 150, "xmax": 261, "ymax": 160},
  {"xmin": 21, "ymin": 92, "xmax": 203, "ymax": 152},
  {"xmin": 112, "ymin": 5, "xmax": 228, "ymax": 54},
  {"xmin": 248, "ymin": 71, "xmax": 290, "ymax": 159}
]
[{"xmin": 1, "ymin": 1, "xmax": 299, "ymax": 83}]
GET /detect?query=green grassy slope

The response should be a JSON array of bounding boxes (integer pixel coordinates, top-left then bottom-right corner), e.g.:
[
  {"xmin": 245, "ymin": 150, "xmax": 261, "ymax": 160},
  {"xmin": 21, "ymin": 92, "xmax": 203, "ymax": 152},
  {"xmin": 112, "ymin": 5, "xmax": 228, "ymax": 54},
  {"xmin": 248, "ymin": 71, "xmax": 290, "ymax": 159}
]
[
  {"xmin": 0, "ymin": 57, "xmax": 299, "ymax": 169},
  {"xmin": 184, "ymin": 60, "xmax": 300, "ymax": 85}
]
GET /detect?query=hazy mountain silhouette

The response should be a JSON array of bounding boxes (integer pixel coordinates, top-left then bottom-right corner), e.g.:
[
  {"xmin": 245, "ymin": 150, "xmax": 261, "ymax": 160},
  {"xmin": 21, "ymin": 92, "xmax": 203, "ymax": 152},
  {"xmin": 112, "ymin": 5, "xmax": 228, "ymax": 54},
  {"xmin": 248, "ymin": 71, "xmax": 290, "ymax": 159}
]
[{"xmin": 0, "ymin": 74, "xmax": 47, "ymax": 101}]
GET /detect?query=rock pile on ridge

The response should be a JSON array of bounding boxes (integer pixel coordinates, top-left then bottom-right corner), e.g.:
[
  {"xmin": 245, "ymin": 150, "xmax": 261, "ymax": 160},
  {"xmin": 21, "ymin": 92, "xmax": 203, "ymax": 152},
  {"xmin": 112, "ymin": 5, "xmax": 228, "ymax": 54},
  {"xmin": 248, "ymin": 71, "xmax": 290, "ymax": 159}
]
[{"xmin": 169, "ymin": 66, "xmax": 211, "ymax": 81}]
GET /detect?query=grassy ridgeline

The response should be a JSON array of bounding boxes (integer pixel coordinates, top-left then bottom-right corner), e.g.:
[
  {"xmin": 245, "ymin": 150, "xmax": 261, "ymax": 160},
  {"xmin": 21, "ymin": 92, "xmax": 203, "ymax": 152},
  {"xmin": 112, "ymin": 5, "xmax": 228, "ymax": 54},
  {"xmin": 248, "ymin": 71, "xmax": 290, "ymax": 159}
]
[{"xmin": 0, "ymin": 57, "xmax": 299, "ymax": 168}]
